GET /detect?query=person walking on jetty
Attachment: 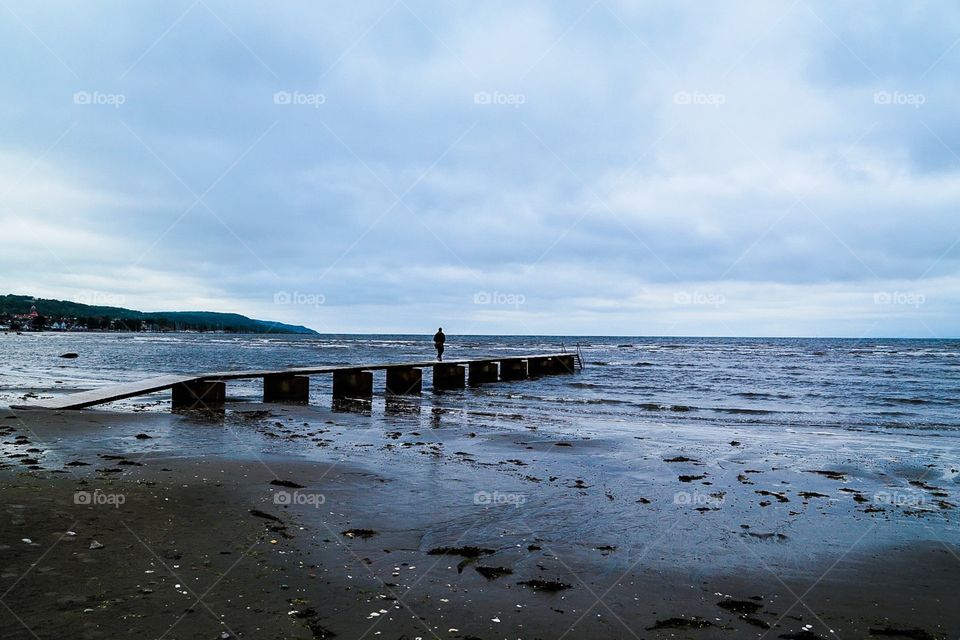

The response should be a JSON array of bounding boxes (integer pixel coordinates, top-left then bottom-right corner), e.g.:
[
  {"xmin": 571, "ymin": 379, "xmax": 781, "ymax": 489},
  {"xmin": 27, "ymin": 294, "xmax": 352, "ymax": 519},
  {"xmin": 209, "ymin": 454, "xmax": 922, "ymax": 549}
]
[{"xmin": 433, "ymin": 327, "xmax": 446, "ymax": 361}]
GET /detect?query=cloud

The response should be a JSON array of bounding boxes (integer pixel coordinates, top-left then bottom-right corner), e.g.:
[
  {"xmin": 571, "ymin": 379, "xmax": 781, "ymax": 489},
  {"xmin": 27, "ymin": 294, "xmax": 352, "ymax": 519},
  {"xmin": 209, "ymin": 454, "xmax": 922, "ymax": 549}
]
[{"xmin": 0, "ymin": 0, "xmax": 958, "ymax": 336}]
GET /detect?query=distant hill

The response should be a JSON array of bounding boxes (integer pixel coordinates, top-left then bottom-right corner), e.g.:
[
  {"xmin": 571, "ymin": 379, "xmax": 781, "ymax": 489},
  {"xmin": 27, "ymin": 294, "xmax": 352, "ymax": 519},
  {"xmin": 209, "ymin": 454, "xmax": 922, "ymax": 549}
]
[{"xmin": 0, "ymin": 294, "xmax": 318, "ymax": 335}]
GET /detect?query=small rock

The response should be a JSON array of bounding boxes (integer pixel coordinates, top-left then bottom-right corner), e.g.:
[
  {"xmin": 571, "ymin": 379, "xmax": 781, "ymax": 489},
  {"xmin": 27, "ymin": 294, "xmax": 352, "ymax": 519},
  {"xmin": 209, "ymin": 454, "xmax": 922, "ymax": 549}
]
[{"xmin": 89, "ymin": 540, "xmax": 104, "ymax": 550}]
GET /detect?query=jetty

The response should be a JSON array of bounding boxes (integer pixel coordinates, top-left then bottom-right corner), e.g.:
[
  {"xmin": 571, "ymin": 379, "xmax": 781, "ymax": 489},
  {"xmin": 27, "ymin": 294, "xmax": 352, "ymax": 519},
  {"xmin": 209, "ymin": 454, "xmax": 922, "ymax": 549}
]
[{"xmin": 11, "ymin": 353, "xmax": 582, "ymax": 411}]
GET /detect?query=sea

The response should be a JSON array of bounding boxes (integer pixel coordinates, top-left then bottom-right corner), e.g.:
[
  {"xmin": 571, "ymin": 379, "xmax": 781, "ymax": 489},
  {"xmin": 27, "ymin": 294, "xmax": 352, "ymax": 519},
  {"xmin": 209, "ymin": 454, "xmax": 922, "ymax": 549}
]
[{"xmin": 2, "ymin": 333, "xmax": 958, "ymax": 437}]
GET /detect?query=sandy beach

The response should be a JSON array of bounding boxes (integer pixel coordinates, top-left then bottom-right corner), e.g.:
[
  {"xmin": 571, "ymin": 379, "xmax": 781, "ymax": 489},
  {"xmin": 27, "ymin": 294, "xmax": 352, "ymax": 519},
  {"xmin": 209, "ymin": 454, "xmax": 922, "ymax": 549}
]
[{"xmin": 1, "ymin": 401, "xmax": 956, "ymax": 639}]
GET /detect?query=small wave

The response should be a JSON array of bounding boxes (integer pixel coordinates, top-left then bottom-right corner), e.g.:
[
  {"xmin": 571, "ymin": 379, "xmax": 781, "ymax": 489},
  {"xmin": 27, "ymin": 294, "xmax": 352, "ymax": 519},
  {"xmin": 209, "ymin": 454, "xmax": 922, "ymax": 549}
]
[
  {"xmin": 581, "ymin": 397, "xmax": 628, "ymax": 405},
  {"xmin": 713, "ymin": 407, "xmax": 776, "ymax": 415},
  {"xmin": 634, "ymin": 403, "xmax": 695, "ymax": 412},
  {"xmin": 633, "ymin": 362, "xmax": 654, "ymax": 367},
  {"xmin": 548, "ymin": 396, "xmax": 629, "ymax": 406},
  {"xmin": 733, "ymin": 391, "xmax": 793, "ymax": 400}
]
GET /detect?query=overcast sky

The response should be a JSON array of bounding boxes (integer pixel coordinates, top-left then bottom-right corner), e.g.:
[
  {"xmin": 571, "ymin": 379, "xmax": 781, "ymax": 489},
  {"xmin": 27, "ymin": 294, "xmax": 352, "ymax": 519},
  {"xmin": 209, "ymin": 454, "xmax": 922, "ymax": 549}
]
[{"xmin": 2, "ymin": 1, "xmax": 958, "ymax": 337}]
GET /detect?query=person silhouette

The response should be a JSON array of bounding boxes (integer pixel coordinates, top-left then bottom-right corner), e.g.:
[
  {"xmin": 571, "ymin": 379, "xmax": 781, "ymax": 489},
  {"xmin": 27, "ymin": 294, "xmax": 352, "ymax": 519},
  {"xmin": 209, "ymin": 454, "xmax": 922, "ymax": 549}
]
[{"xmin": 433, "ymin": 327, "xmax": 446, "ymax": 361}]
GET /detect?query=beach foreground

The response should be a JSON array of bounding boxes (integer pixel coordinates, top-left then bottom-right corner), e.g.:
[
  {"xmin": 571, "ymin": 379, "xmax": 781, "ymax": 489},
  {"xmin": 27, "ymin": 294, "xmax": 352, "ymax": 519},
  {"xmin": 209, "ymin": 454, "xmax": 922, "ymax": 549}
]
[{"xmin": 0, "ymin": 403, "xmax": 957, "ymax": 639}]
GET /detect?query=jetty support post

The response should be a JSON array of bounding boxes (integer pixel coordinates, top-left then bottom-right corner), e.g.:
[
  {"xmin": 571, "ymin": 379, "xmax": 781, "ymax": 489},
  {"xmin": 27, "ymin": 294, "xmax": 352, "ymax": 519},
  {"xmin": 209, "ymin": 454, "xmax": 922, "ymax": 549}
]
[
  {"xmin": 556, "ymin": 354, "xmax": 576, "ymax": 374},
  {"xmin": 499, "ymin": 358, "xmax": 528, "ymax": 381},
  {"xmin": 332, "ymin": 369, "xmax": 373, "ymax": 399},
  {"xmin": 172, "ymin": 380, "xmax": 226, "ymax": 409},
  {"xmin": 385, "ymin": 366, "xmax": 423, "ymax": 394},
  {"xmin": 468, "ymin": 361, "xmax": 499, "ymax": 385},
  {"xmin": 433, "ymin": 363, "xmax": 465, "ymax": 390},
  {"xmin": 527, "ymin": 356, "xmax": 557, "ymax": 377},
  {"xmin": 263, "ymin": 374, "xmax": 310, "ymax": 403}
]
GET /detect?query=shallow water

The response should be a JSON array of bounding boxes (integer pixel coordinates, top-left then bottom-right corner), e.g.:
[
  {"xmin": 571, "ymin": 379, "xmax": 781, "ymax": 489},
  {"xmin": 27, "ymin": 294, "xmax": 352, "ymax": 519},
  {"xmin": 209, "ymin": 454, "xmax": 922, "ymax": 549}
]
[{"xmin": 3, "ymin": 333, "xmax": 959, "ymax": 437}]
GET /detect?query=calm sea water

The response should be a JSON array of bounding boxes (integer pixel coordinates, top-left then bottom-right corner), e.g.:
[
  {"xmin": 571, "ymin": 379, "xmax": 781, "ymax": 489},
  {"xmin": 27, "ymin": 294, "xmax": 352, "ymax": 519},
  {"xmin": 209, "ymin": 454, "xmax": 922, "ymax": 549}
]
[{"xmin": 2, "ymin": 333, "xmax": 958, "ymax": 436}]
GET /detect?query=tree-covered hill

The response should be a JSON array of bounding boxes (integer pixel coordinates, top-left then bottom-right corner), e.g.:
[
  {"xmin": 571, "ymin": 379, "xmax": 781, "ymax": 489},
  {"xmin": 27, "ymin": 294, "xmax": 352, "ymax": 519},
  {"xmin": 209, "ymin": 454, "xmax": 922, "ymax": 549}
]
[{"xmin": 0, "ymin": 294, "xmax": 318, "ymax": 334}]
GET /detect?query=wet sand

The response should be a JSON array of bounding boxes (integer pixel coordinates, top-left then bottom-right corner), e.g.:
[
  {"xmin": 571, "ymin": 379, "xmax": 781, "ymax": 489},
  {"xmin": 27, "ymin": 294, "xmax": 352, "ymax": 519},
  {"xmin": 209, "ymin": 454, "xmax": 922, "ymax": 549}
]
[{"xmin": 0, "ymin": 403, "xmax": 957, "ymax": 639}]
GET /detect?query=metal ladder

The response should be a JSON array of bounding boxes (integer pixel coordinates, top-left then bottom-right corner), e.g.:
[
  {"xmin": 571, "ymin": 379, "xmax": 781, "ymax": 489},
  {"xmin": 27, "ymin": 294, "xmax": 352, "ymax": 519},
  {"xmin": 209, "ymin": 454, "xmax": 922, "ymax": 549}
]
[{"xmin": 560, "ymin": 342, "xmax": 585, "ymax": 370}]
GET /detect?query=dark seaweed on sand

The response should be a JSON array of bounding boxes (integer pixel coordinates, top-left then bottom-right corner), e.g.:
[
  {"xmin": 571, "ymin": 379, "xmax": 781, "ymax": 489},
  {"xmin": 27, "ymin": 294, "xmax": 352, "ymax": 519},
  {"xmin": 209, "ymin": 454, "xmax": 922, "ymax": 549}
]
[
  {"xmin": 804, "ymin": 470, "xmax": 847, "ymax": 480},
  {"xmin": 744, "ymin": 616, "xmax": 771, "ymax": 629},
  {"xmin": 647, "ymin": 616, "xmax": 714, "ymax": 630},
  {"xmin": 475, "ymin": 565, "xmax": 512, "ymax": 579},
  {"xmin": 744, "ymin": 531, "xmax": 789, "ymax": 542},
  {"xmin": 756, "ymin": 489, "xmax": 790, "ymax": 503},
  {"xmin": 517, "ymin": 579, "xmax": 571, "ymax": 592},
  {"xmin": 249, "ymin": 509, "xmax": 283, "ymax": 523},
  {"xmin": 270, "ymin": 479, "xmax": 305, "ymax": 488}
]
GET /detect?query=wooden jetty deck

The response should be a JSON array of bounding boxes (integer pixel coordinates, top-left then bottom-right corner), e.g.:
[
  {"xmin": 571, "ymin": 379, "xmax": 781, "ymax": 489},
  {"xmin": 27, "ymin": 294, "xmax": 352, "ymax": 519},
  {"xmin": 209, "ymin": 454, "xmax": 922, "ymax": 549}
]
[{"xmin": 11, "ymin": 353, "xmax": 581, "ymax": 411}]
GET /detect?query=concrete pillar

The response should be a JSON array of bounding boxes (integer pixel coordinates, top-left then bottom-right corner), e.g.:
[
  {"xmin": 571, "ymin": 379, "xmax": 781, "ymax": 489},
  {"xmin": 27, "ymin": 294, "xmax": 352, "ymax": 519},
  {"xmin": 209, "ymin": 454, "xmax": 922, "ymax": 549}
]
[
  {"xmin": 332, "ymin": 370, "xmax": 373, "ymax": 399},
  {"xmin": 263, "ymin": 374, "xmax": 310, "ymax": 403},
  {"xmin": 499, "ymin": 359, "xmax": 528, "ymax": 380},
  {"xmin": 527, "ymin": 357, "xmax": 556, "ymax": 377},
  {"xmin": 172, "ymin": 380, "xmax": 225, "ymax": 409},
  {"xmin": 433, "ymin": 363, "xmax": 465, "ymax": 390},
  {"xmin": 556, "ymin": 355, "xmax": 576, "ymax": 374},
  {"xmin": 385, "ymin": 367, "xmax": 422, "ymax": 394},
  {"xmin": 468, "ymin": 361, "xmax": 499, "ymax": 385}
]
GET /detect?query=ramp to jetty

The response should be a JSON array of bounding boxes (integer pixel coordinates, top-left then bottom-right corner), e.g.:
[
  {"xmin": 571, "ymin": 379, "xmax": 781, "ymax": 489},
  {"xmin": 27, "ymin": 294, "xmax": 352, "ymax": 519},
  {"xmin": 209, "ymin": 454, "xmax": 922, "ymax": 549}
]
[{"xmin": 11, "ymin": 353, "xmax": 582, "ymax": 411}]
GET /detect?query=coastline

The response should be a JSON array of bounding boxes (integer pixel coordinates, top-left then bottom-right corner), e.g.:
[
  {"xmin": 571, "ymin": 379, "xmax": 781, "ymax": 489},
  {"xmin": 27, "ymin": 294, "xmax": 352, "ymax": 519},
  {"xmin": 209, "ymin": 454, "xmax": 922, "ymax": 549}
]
[{"xmin": 1, "ymin": 404, "xmax": 956, "ymax": 639}]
